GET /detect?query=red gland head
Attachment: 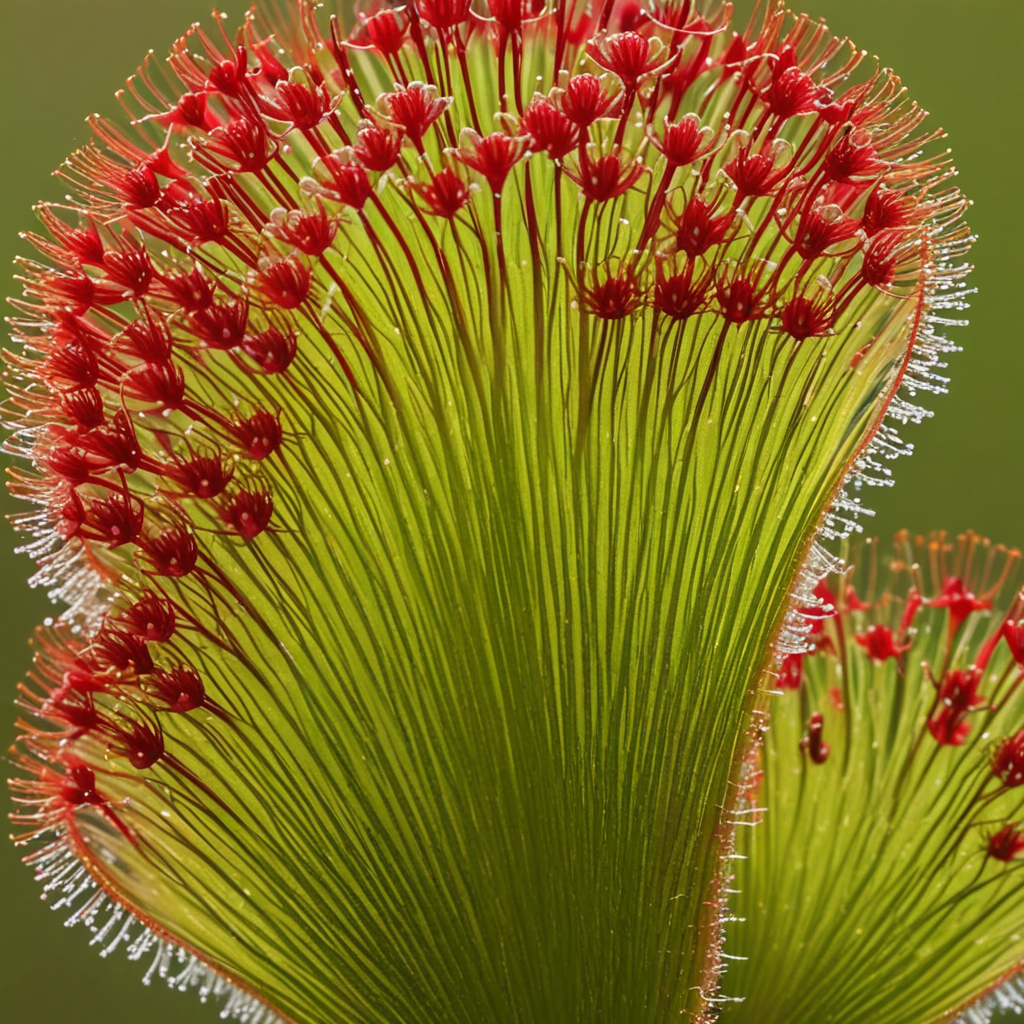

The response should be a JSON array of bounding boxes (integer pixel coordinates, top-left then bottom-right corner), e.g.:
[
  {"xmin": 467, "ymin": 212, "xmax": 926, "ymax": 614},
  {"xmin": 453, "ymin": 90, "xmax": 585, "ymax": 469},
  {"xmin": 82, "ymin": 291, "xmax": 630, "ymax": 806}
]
[
  {"xmin": 58, "ymin": 761, "xmax": 106, "ymax": 809},
  {"xmin": 110, "ymin": 717, "xmax": 165, "ymax": 770},
  {"xmin": 190, "ymin": 297, "xmax": 250, "ymax": 350},
  {"xmin": 927, "ymin": 576, "xmax": 993, "ymax": 636},
  {"xmin": 927, "ymin": 669, "xmax": 986, "ymax": 746},
  {"xmin": 125, "ymin": 361, "xmax": 186, "ymax": 409},
  {"xmin": 860, "ymin": 232, "xmax": 906, "ymax": 289},
  {"xmin": 863, "ymin": 186, "xmax": 919, "ymax": 237},
  {"xmin": 763, "ymin": 65, "xmax": 822, "ymax": 120},
  {"xmin": 938, "ymin": 667, "xmax": 986, "ymax": 714},
  {"xmin": 487, "ymin": 0, "xmax": 534, "ymax": 34},
  {"xmin": 166, "ymin": 197, "xmax": 231, "ymax": 244},
  {"xmin": 780, "ymin": 293, "xmax": 835, "ymax": 342},
  {"xmin": 119, "ymin": 594, "xmax": 176, "ymax": 643},
  {"xmin": 823, "ymin": 131, "xmax": 888, "ymax": 186},
  {"xmin": 249, "ymin": 37, "xmax": 288, "ymax": 87},
  {"xmin": 1004, "ymin": 617, "xmax": 1024, "ymax": 665},
  {"xmin": 778, "ymin": 652, "xmax": 804, "ymax": 690},
  {"xmin": 168, "ymin": 452, "xmax": 235, "ymax": 499},
  {"xmin": 257, "ymin": 79, "xmax": 333, "ymax": 130},
  {"xmin": 148, "ymin": 665, "xmax": 206, "ymax": 713},
  {"xmin": 79, "ymin": 411, "xmax": 142, "ymax": 471},
  {"xmin": 57, "ymin": 491, "xmax": 86, "ymax": 541},
  {"xmin": 725, "ymin": 142, "xmax": 791, "ymax": 199},
  {"xmin": 380, "ymin": 83, "xmax": 451, "ymax": 148},
  {"xmin": 520, "ymin": 99, "xmax": 579, "ymax": 160},
  {"xmin": 60, "ymin": 387, "xmax": 105, "ymax": 430},
  {"xmin": 899, "ymin": 587, "xmax": 925, "ymax": 633},
  {"xmin": 651, "ymin": 114, "xmax": 715, "ymax": 168},
  {"xmin": 715, "ymin": 264, "xmax": 771, "ymax": 324},
  {"xmin": 988, "ymin": 824, "xmax": 1024, "ymax": 862},
  {"xmin": 45, "ymin": 691, "xmax": 102, "ymax": 738},
  {"xmin": 565, "ymin": 149, "xmax": 643, "ymax": 203},
  {"xmin": 674, "ymin": 195, "xmax": 733, "ymax": 258},
  {"xmin": 38, "ymin": 208, "xmax": 105, "ymax": 264},
  {"xmin": 793, "ymin": 205, "xmax": 860, "ymax": 260},
  {"xmin": 242, "ymin": 326, "xmax": 298, "ymax": 374},
  {"xmin": 455, "ymin": 131, "xmax": 528, "ymax": 195},
  {"xmin": 557, "ymin": 73, "xmax": 621, "ymax": 128},
  {"xmin": 363, "ymin": 10, "xmax": 409, "ymax": 56},
  {"xmin": 586, "ymin": 32, "xmax": 665, "ymax": 91},
  {"xmin": 267, "ymin": 205, "xmax": 338, "ymax": 257},
  {"xmin": 232, "ymin": 409, "xmax": 283, "ymax": 460},
  {"xmin": 318, "ymin": 154, "xmax": 373, "ymax": 211},
  {"xmin": 993, "ymin": 730, "xmax": 1024, "ymax": 788},
  {"xmin": 160, "ymin": 268, "xmax": 214, "ymax": 312},
  {"xmin": 854, "ymin": 624, "xmax": 911, "ymax": 664},
  {"xmin": 119, "ymin": 317, "xmax": 175, "ymax": 363},
  {"xmin": 580, "ymin": 265, "xmax": 645, "ymax": 320},
  {"xmin": 82, "ymin": 490, "xmax": 146, "ymax": 548},
  {"xmin": 203, "ymin": 117, "xmax": 275, "ymax": 173},
  {"xmin": 221, "ymin": 488, "xmax": 274, "ymax": 541},
  {"xmin": 416, "ymin": 0, "xmax": 472, "ymax": 34},
  {"xmin": 113, "ymin": 164, "xmax": 163, "ymax": 209},
  {"xmin": 800, "ymin": 711, "xmax": 830, "ymax": 764},
  {"xmin": 411, "ymin": 168, "xmax": 474, "ymax": 219},
  {"xmin": 61, "ymin": 663, "xmax": 106, "ymax": 696},
  {"xmin": 653, "ymin": 257, "xmax": 711, "ymax": 321},
  {"xmin": 205, "ymin": 43, "xmax": 248, "ymax": 96},
  {"xmin": 42, "ymin": 342, "xmax": 99, "ymax": 392},
  {"xmin": 102, "ymin": 247, "xmax": 154, "ymax": 298},
  {"xmin": 158, "ymin": 90, "xmax": 215, "ymax": 130},
  {"xmin": 352, "ymin": 123, "xmax": 404, "ymax": 173},
  {"xmin": 89, "ymin": 628, "xmax": 154, "ymax": 676},
  {"xmin": 37, "ymin": 271, "xmax": 93, "ymax": 316},
  {"xmin": 44, "ymin": 447, "xmax": 102, "ymax": 487},
  {"xmin": 140, "ymin": 524, "xmax": 199, "ymax": 578},
  {"xmin": 255, "ymin": 255, "xmax": 312, "ymax": 309}
]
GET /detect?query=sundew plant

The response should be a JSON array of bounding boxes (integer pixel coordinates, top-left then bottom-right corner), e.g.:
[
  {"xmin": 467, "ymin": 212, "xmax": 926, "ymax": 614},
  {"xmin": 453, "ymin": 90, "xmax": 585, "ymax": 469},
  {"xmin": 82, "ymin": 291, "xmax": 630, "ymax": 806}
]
[{"xmin": 4, "ymin": 0, "xmax": 1022, "ymax": 1022}]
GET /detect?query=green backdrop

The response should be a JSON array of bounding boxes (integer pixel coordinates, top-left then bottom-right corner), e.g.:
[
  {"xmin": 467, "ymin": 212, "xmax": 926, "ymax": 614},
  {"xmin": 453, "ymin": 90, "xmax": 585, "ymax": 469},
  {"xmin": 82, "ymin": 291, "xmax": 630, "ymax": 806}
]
[{"xmin": 0, "ymin": 1, "xmax": 1019, "ymax": 1021}]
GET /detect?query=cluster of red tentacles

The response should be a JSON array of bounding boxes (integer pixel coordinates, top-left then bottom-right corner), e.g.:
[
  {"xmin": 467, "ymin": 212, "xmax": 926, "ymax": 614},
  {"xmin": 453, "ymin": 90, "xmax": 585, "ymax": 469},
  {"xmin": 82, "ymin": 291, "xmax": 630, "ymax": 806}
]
[
  {"xmin": 3, "ymin": 0, "xmax": 963, "ymax": 858},
  {"xmin": 9, "ymin": 596, "xmax": 231, "ymax": 844},
  {"xmin": 776, "ymin": 535, "xmax": 1024, "ymax": 862}
]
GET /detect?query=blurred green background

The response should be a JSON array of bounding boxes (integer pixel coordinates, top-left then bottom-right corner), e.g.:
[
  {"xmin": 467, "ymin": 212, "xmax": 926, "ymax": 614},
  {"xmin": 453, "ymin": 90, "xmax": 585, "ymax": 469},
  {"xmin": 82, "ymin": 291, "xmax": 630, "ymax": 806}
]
[{"xmin": 0, "ymin": 1, "xmax": 1020, "ymax": 1021}]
